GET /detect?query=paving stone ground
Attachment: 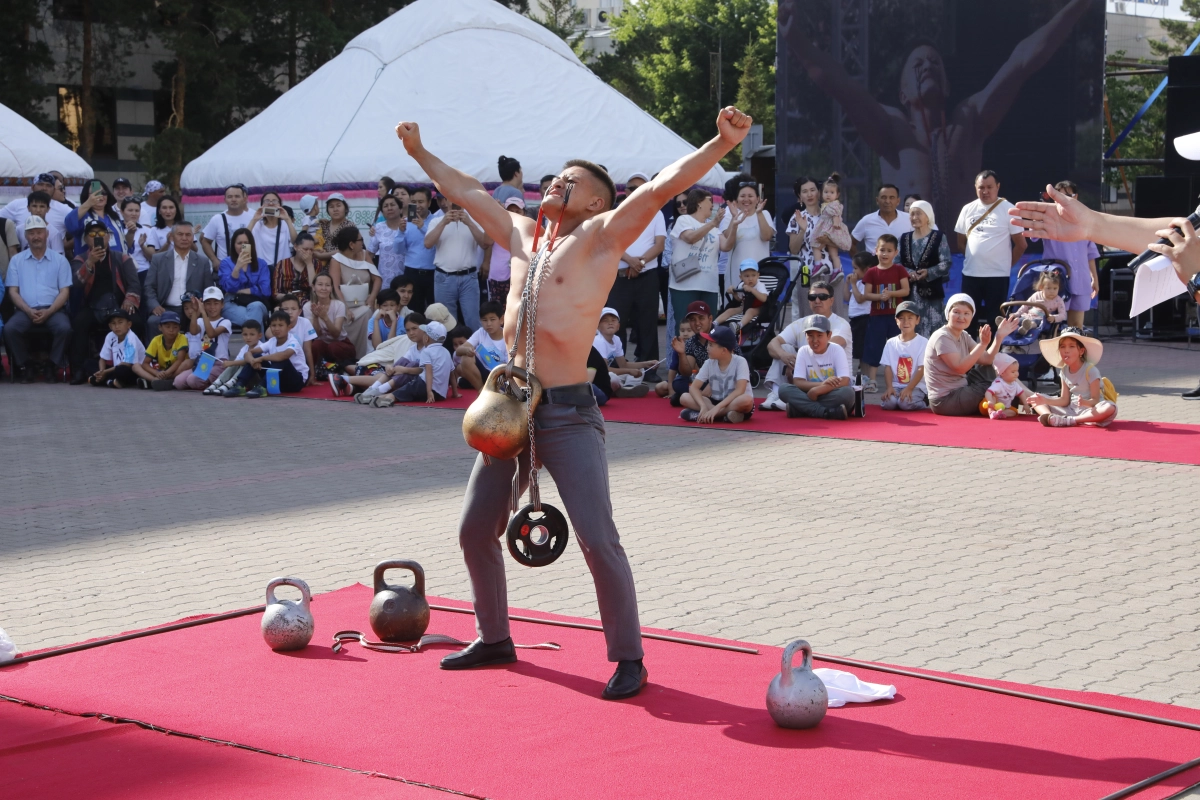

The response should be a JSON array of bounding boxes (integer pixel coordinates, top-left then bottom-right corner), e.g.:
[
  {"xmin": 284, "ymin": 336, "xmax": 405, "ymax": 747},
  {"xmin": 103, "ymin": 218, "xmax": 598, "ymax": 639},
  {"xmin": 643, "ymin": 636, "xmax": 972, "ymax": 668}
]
[{"xmin": 1, "ymin": 337, "xmax": 1198, "ymax": 710}]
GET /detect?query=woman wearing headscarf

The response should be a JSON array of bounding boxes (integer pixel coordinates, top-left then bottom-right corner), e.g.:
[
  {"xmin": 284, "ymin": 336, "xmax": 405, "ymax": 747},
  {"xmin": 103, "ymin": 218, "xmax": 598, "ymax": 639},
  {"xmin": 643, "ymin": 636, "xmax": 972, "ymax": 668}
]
[{"xmin": 897, "ymin": 200, "xmax": 952, "ymax": 338}]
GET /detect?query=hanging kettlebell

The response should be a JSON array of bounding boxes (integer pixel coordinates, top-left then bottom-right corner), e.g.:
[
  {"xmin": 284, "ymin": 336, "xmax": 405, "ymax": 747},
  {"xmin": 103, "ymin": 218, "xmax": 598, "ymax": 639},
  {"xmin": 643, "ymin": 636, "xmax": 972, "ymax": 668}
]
[
  {"xmin": 368, "ymin": 560, "xmax": 431, "ymax": 642},
  {"xmin": 766, "ymin": 639, "xmax": 828, "ymax": 729},
  {"xmin": 462, "ymin": 366, "xmax": 543, "ymax": 461},
  {"xmin": 261, "ymin": 577, "xmax": 315, "ymax": 651}
]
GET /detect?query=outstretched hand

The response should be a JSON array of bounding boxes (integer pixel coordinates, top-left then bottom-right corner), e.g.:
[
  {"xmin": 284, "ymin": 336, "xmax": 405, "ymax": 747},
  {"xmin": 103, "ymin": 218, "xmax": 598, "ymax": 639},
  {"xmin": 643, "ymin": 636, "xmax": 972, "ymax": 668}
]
[
  {"xmin": 395, "ymin": 121, "xmax": 423, "ymax": 156},
  {"xmin": 1010, "ymin": 184, "xmax": 1092, "ymax": 243},
  {"xmin": 716, "ymin": 107, "xmax": 753, "ymax": 146}
]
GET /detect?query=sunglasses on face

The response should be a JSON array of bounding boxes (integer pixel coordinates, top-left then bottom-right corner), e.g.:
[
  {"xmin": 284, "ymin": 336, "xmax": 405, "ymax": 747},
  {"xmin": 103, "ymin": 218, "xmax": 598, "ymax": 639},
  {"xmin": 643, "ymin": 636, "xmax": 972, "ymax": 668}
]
[{"xmin": 807, "ymin": 294, "xmax": 832, "ymax": 302}]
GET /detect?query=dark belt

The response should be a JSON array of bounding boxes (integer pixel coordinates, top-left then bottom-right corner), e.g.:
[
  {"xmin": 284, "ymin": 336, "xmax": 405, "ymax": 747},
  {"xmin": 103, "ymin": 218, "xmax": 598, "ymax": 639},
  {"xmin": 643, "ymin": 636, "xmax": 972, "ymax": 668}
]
[
  {"xmin": 435, "ymin": 267, "xmax": 477, "ymax": 276},
  {"xmin": 542, "ymin": 382, "xmax": 597, "ymax": 407}
]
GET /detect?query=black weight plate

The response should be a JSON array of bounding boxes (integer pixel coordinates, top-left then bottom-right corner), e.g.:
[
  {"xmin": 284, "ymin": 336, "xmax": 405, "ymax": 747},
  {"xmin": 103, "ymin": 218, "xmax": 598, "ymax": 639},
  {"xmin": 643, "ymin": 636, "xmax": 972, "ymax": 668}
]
[{"xmin": 506, "ymin": 502, "xmax": 569, "ymax": 567}]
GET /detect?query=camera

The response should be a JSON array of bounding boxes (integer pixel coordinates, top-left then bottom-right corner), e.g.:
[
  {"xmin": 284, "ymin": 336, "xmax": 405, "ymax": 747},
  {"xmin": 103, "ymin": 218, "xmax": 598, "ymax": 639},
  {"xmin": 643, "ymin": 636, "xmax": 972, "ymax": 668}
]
[{"xmin": 262, "ymin": 207, "xmax": 278, "ymax": 218}]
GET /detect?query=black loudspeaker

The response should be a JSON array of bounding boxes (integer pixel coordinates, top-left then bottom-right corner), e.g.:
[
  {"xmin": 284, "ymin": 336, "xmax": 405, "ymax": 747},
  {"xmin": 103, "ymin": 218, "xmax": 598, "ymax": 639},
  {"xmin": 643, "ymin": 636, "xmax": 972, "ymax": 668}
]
[
  {"xmin": 1165, "ymin": 56, "xmax": 1200, "ymax": 176},
  {"xmin": 1135, "ymin": 175, "xmax": 1197, "ymax": 219}
]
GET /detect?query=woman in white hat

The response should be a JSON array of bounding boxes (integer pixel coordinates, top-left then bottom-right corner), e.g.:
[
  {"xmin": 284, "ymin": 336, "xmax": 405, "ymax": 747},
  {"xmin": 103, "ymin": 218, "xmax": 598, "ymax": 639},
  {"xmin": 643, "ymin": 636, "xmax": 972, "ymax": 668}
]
[
  {"xmin": 923, "ymin": 293, "xmax": 1018, "ymax": 416},
  {"xmin": 1026, "ymin": 327, "xmax": 1117, "ymax": 427},
  {"xmin": 315, "ymin": 193, "xmax": 356, "ymax": 263},
  {"xmin": 897, "ymin": 200, "xmax": 952, "ymax": 338}
]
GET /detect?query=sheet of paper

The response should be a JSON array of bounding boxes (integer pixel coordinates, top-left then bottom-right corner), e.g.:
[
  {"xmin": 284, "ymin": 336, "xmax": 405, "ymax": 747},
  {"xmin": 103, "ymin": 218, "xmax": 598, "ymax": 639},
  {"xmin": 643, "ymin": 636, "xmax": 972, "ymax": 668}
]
[{"xmin": 1130, "ymin": 254, "xmax": 1188, "ymax": 318}]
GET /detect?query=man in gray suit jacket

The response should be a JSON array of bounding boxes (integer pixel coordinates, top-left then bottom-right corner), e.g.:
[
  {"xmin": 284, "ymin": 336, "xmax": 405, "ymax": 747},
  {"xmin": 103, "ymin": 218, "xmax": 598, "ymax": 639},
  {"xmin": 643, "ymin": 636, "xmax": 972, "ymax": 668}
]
[{"xmin": 145, "ymin": 221, "xmax": 215, "ymax": 338}]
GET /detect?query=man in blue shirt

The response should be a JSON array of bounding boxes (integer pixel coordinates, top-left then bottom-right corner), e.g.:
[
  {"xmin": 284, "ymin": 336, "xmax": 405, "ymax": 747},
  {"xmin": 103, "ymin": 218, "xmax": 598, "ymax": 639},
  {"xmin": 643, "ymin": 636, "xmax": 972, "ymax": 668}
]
[
  {"xmin": 4, "ymin": 215, "xmax": 73, "ymax": 382},
  {"xmin": 402, "ymin": 187, "xmax": 437, "ymax": 312}
]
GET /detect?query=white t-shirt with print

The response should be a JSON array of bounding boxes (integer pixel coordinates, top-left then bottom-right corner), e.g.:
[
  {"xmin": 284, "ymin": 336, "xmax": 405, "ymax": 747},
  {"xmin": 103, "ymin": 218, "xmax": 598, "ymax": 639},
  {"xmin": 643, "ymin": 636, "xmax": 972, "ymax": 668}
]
[
  {"xmin": 415, "ymin": 343, "xmax": 453, "ymax": 397},
  {"xmin": 100, "ymin": 331, "xmax": 146, "ymax": 366},
  {"xmin": 778, "ymin": 314, "xmax": 853, "ymax": 363},
  {"xmin": 793, "ymin": 342, "xmax": 850, "ymax": 383},
  {"xmin": 592, "ymin": 332, "xmax": 624, "ymax": 364},
  {"xmin": 201, "ymin": 210, "xmax": 254, "ymax": 262},
  {"xmin": 290, "ymin": 316, "xmax": 318, "ymax": 345},
  {"xmin": 954, "ymin": 199, "xmax": 1021, "ymax": 278},
  {"xmin": 259, "ymin": 333, "xmax": 308, "ymax": 381},
  {"xmin": 468, "ymin": 328, "xmax": 507, "ymax": 372},
  {"xmin": 693, "ymin": 353, "xmax": 751, "ymax": 402},
  {"xmin": 187, "ymin": 316, "xmax": 233, "ymax": 360},
  {"xmin": 880, "ymin": 333, "xmax": 928, "ymax": 391}
]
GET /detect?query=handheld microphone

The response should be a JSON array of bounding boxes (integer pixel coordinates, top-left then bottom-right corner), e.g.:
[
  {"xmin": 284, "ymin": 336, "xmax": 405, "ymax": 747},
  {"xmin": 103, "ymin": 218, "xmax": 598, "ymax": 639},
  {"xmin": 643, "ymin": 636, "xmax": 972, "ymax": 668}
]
[{"xmin": 1128, "ymin": 203, "xmax": 1200, "ymax": 270}]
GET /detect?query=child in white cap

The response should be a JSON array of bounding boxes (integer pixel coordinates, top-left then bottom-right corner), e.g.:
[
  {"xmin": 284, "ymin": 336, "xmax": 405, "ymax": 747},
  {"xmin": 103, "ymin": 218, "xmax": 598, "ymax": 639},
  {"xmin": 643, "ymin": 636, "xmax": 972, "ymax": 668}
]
[
  {"xmin": 593, "ymin": 307, "xmax": 657, "ymax": 397},
  {"xmin": 1027, "ymin": 327, "xmax": 1117, "ymax": 427},
  {"xmin": 982, "ymin": 352, "xmax": 1030, "ymax": 419},
  {"xmin": 359, "ymin": 315, "xmax": 452, "ymax": 406}
]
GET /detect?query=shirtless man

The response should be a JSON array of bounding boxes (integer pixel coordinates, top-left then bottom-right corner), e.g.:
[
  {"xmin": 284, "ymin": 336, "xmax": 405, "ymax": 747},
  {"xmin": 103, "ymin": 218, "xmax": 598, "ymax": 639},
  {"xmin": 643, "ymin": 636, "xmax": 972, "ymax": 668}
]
[
  {"xmin": 396, "ymin": 107, "xmax": 753, "ymax": 700},
  {"xmin": 780, "ymin": 0, "xmax": 1091, "ymax": 231}
]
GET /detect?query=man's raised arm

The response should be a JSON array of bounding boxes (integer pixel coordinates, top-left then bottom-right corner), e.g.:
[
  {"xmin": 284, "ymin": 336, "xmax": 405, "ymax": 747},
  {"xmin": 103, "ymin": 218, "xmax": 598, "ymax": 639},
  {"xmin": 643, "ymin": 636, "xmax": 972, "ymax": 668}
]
[
  {"xmin": 395, "ymin": 122, "xmax": 517, "ymax": 250},
  {"xmin": 602, "ymin": 107, "xmax": 752, "ymax": 253}
]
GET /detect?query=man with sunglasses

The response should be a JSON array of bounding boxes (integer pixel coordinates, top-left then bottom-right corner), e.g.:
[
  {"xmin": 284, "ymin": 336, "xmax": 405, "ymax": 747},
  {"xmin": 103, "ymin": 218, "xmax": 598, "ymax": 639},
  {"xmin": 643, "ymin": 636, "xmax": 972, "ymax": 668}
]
[{"xmin": 762, "ymin": 280, "xmax": 852, "ymax": 410}]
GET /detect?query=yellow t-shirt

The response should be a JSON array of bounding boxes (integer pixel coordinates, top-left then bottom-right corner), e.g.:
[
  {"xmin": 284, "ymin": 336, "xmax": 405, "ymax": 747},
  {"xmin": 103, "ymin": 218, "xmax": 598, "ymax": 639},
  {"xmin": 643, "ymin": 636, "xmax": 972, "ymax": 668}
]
[{"xmin": 146, "ymin": 333, "xmax": 188, "ymax": 368}]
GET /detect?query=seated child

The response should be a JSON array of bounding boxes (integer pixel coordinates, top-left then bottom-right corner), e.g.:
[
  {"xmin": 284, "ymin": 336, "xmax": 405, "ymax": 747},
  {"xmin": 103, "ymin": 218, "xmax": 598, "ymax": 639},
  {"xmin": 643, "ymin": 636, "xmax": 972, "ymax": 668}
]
[
  {"xmin": 778, "ymin": 315, "xmax": 854, "ymax": 420},
  {"xmin": 357, "ymin": 316, "xmax": 453, "ymax": 407},
  {"xmin": 91, "ymin": 308, "xmax": 145, "ymax": 388},
  {"xmin": 222, "ymin": 312, "xmax": 308, "ymax": 397},
  {"xmin": 279, "ymin": 293, "xmax": 317, "ymax": 384},
  {"xmin": 455, "ymin": 301, "xmax": 507, "ymax": 390},
  {"xmin": 389, "ymin": 275, "xmax": 415, "ymax": 318},
  {"xmin": 715, "ymin": 259, "xmax": 768, "ymax": 332},
  {"xmin": 879, "ymin": 301, "xmax": 929, "ymax": 411},
  {"xmin": 593, "ymin": 306, "xmax": 656, "ymax": 397},
  {"xmin": 444, "ymin": 325, "xmax": 469, "ymax": 398},
  {"xmin": 368, "ymin": 288, "xmax": 407, "ymax": 351},
  {"xmin": 216, "ymin": 318, "xmax": 263, "ymax": 394},
  {"xmin": 176, "ymin": 287, "xmax": 232, "ymax": 391},
  {"xmin": 998, "ymin": 270, "xmax": 1068, "ymax": 335},
  {"xmin": 982, "ymin": 352, "xmax": 1030, "ymax": 419},
  {"xmin": 655, "ymin": 317, "xmax": 695, "ymax": 398},
  {"xmin": 1028, "ymin": 328, "xmax": 1118, "ymax": 428},
  {"xmin": 680, "ymin": 325, "xmax": 754, "ymax": 424},
  {"xmin": 137, "ymin": 310, "xmax": 190, "ymax": 391}
]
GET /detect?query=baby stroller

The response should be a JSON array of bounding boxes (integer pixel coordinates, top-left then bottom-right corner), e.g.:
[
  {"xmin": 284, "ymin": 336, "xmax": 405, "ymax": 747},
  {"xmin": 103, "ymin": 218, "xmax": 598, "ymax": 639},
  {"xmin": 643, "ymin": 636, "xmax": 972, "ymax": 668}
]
[
  {"xmin": 740, "ymin": 256, "xmax": 797, "ymax": 387},
  {"xmin": 997, "ymin": 258, "xmax": 1070, "ymax": 390}
]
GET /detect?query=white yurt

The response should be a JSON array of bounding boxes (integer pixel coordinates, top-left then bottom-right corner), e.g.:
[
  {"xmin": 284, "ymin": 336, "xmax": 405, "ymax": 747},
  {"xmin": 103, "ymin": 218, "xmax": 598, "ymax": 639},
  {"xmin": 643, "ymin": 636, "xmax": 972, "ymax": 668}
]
[
  {"xmin": 180, "ymin": 0, "xmax": 728, "ymax": 225},
  {"xmin": 0, "ymin": 102, "xmax": 94, "ymax": 204}
]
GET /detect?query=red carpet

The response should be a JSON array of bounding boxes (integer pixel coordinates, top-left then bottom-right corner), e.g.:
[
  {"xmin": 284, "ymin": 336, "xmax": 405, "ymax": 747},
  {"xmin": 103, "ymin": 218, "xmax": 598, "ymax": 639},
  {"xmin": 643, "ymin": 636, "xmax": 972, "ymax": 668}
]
[
  {"xmin": 3, "ymin": 584, "xmax": 1199, "ymax": 799},
  {"xmin": 290, "ymin": 385, "xmax": 1200, "ymax": 466},
  {"xmin": 0, "ymin": 699, "xmax": 445, "ymax": 798}
]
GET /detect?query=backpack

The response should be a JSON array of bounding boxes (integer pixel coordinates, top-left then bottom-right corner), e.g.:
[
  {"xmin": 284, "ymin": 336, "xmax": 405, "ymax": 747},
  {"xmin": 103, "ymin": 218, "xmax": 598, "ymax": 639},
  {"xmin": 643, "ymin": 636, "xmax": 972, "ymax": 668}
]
[{"xmin": 1100, "ymin": 376, "xmax": 1118, "ymax": 403}]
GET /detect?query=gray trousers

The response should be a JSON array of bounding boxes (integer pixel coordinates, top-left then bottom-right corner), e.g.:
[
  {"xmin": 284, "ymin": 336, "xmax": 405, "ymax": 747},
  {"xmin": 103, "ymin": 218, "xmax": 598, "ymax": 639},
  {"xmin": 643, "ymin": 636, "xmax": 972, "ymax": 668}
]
[
  {"xmin": 880, "ymin": 387, "xmax": 929, "ymax": 411},
  {"xmin": 779, "ymin": 383, "xmax": 855, "ymax": 417},
  {"xmin": 929, "ymin": 365, "xmax": 996, "ymax": 416},
  {"xmin": 458, "ymin": 396, "xmax": 643, "ymax": 662},
  {"xmin": 4, "ymin": 309, "xmax": 71, "ymax": 368}
]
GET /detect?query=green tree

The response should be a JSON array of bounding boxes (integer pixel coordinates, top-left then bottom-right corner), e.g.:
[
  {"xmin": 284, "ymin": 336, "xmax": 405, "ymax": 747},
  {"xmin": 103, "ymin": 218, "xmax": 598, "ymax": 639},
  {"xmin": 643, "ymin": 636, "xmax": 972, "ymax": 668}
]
[
  {"xmin": 593, "ymin": 0, "xmax": 775, "ymax": 157},
  {"xmin": 733, "ymin": 17, "xmax": 776, "ymax": 146},
  {"xmin": 0, "ymin": 4, "xmax": 55, "ymax": 128}
]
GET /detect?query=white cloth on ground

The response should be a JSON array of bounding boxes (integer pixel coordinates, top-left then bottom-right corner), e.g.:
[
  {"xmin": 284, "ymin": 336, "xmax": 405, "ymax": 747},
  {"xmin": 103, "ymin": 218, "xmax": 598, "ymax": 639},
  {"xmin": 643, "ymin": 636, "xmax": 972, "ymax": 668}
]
[{"xmin": 813, "ymin": 668, "xmax": 897, "ymax": 707}]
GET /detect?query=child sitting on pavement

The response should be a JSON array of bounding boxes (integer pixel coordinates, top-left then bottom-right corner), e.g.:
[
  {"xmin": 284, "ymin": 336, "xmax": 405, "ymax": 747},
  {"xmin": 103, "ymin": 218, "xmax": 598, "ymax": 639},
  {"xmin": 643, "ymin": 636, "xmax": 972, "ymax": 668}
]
[
  {"xmin": 1027, "ymin": 328, "xmax": 1118, "ymax": 428},
  {"xmin": 655, "ymin": 317, "xmax": 695, "ymax": 398},
  {"xmin": 222, "ymin": 312, "xmax": 307, "ymax": 397},
  {"xmin": 594, "ymin": 306, "xmax": 656, "ymax": 397},
  {"xmin": 680, "ymin": 325, "xmax": 755, "ymax": 424},
  {"xmin": 139, "ymin": 310, "xmax": 190, "ymax": 391},
  {"xmin": 982, "ymin": 352, "xmax": 1030, "ymax": 419},
  {"xmin": 444, "ymin": 325, "xmax": 469, "ymax": 399},
  {"xmin": 357, "ymin": 316, "xmax": 452, "ymax": 407},
  {"xmin": 91, "ymin": 309, "xmax": 145, "ymax": 388},
  {"xmin": 879, "ymin": 301, "xmax": 929, "ymax": 411},
  {"xmin": 368, "ymin": 288, "xmax": 407, "ymax": 351},
  {"xmin": 714, "ymin": 259, "xmax": 768, "ymax": 333},
  {"xmin": 279, "ymin": 293, "xmax": 318, "ymax": 385},
  {"xmin": 778, "ymin": 315, "xmax": 854, "ymax": 420},
  {"xmin": 455, "ymin": 301, "xmax": 507, "ymax": 390},
  {"xmin": 175, "ymin": 287, "xmax": 233, "ymax": 391}
]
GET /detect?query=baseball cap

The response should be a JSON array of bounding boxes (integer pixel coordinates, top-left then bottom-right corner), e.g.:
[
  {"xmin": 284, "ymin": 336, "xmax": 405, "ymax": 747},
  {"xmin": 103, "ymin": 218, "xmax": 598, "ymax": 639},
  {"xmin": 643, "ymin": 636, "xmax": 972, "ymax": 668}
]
[
  {"xmin": 144, "ymin": 180, "xmax": 165, "ymax": 193},
  {"xmin": 599, "ymin": 306, "xmax": 620, "ymax": 321},
  {"xmin": 801, "ymin": 314, "xmax": 832, "ymax": 334},
  {"xmin": 326, "ymin": 192, "xmax": 348, "ymax": 206},
  {"xmin": 106, "ymin": 308, "xmax": 134, "ymax": 323},
  {"xmin": 1176, "ymin": 131, "xmax": 1200, "ymax": 161},
  {"xmin": 738, "ymin": 258, "xmax": 759, "ymax": 273},
  {"xmin": 419, "ymin": 320, "xmax": 446, "ymax": 342},
  {"xmin": 684, "ymin": 300, "xmax": 712, "ymax": 318},
  {"xmin": 24, "ymin": 215, "xmax": 47, "ymax": 231},
  {"xmin": 300, "ymin": 194, "xmax": 318, "ymax": 213},
  {"xmin": 503, "ymin": 196, "xmax": 526, "ymax": 210},
  {"xmin": 159, "ymin": 311, "xmax": 182, "ymax": 325},
  {"xmin": 202, "ymin": 286, "xmax": 224, "ymax": 301},
  {"xmin": 33, "ymin": 173, "xmax": 55, "ymax": 187},
  {"xmin": 626, "ymin": 172, "xmax": 650, "ymax": 184},
  {"xmin": 83, "ymin": 218, "xmax": 109, "ymax": 233},
  {"xmin": 700, "ymin": 325, "xmax": 737, "ymax": 351},
  {"xmin": 112, "ymin": 177, "xmax": 132, "ymax": 188},
  {"xmin": 895, "ymin": 301, "xmax": 920, "ymax": 317}
]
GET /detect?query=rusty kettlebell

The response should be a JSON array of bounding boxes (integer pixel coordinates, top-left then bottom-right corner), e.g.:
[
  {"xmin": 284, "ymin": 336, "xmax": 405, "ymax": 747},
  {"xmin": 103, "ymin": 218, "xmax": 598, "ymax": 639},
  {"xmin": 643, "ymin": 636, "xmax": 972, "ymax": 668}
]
[
  {"xmin": 462, "ymin": 366, "xmax": 543, "ymax": 461},
  {"xmin": 368, "ymin": 560, "xmax": 430, "ymax": 642},
  {"xmin": 766, "ymin": 639, "xmax": 828, "ymax": 729},
  {"xmin": 261, "ymin": 577, "xmax": 315, "ymax": 651}
]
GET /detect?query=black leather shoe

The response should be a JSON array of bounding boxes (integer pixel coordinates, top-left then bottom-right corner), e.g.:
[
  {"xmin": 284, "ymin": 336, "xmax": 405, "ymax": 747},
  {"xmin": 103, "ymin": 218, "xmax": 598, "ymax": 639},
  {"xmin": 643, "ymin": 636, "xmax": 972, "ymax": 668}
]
[
  {"xmin": 602, "ymin": 660, "xmax": 648, "ymax": 700},
  {"xmin": 1183, "ymin": 385, "xmax": 1200, "ymax": 400},
  {"xmin": 18, "ymin": 367, "xmax": 32, "ymax": 384},
  {"xmin": 439, "ymin": 637, "xmax": 517, "ymax": 670},
  {"xmin": 70, "ymin": 371, "xmax": 87, "ymax": 386}
]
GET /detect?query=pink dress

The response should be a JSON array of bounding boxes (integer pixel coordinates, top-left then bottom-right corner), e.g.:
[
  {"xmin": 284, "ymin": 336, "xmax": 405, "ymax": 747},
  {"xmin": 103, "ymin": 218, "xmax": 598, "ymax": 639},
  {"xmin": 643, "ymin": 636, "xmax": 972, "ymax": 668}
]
[{"xmin": 810, "ymin": 201, "xmax": 851, "ymax": 252}]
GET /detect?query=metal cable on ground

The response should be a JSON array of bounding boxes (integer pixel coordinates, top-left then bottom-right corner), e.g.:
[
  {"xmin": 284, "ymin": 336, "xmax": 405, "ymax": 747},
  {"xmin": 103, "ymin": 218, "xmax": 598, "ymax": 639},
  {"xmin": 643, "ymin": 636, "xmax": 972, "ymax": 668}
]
[
  {"xmin": 1, "ymin": 606, "xmax": 267, "ymax": 667},
  {"xmin": 1098, "ymin": 758, "xmax": 1200, "ymax": 800},
  {"xmin": 0, "ymin": 693, "xmax": 483, "ymax": 798}
]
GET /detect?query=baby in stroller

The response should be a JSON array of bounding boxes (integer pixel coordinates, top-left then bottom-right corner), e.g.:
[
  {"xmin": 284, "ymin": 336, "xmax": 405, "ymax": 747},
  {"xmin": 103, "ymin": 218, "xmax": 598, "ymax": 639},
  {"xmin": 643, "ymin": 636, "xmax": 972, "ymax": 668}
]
[
  {"xmin": 996, "ymin": 270, "xmax": 1067, "ymax": 336},
  {"xmin": 716, "ymin": 259, "xmax": 770, "ymax": 332},
  {"xmin": 996, "ymin": 260, "xmax": 1071, "ymax": 386}
]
